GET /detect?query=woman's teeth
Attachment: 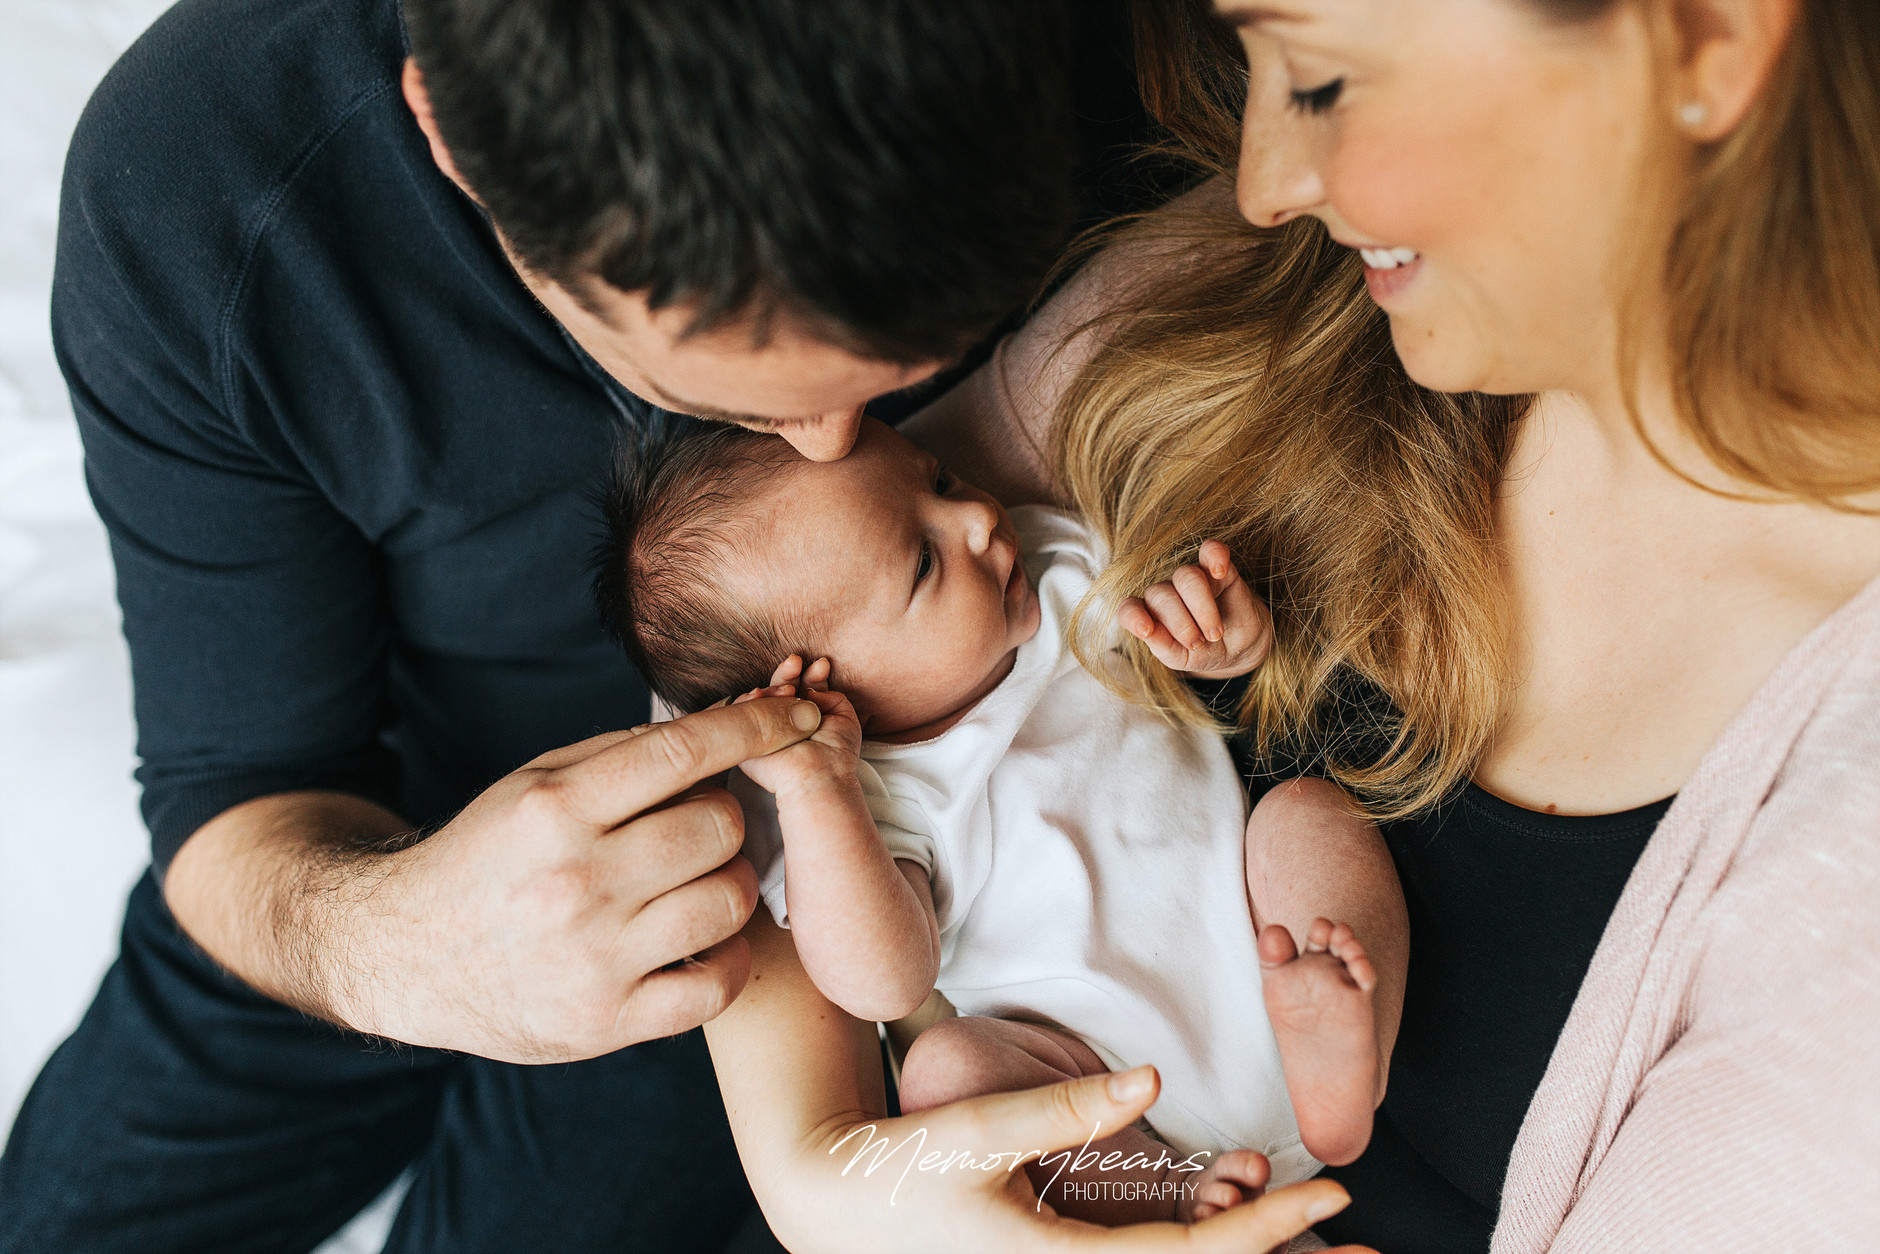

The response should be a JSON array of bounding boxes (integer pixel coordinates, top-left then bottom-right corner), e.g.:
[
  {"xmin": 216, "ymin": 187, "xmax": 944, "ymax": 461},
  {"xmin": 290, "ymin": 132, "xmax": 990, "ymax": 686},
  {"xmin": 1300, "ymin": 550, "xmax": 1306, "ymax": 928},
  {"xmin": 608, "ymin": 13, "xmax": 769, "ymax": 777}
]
[{"xmin": 1359, "ymin": 246, "xmax": 1420, "ymax": 269}]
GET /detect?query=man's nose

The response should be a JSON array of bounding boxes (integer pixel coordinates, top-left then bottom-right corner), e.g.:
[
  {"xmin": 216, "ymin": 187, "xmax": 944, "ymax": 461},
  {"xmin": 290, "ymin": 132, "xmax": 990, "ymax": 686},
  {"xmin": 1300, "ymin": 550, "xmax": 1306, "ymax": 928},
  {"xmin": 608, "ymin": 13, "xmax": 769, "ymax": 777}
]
[{"xmin": 780, "ymin": 408, "xmax": 865, "ymax": 462}]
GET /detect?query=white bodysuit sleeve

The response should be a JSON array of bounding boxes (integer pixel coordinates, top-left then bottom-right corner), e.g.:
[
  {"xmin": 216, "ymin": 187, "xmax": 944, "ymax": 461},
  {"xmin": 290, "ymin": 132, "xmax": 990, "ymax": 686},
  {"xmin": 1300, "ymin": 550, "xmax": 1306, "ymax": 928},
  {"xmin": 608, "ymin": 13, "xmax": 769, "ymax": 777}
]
[{"xmin": 728, "ymin": 761, "xmax": 937, "ymax": 930}]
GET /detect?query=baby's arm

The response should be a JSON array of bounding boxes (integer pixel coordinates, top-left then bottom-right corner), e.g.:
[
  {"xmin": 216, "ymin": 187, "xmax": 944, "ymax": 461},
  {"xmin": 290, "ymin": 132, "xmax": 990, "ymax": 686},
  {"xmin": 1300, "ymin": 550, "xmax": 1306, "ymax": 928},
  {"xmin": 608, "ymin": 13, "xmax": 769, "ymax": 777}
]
[{"xmin": 736, "ymin": 657, "xmax": 941, "ymax": 1022}]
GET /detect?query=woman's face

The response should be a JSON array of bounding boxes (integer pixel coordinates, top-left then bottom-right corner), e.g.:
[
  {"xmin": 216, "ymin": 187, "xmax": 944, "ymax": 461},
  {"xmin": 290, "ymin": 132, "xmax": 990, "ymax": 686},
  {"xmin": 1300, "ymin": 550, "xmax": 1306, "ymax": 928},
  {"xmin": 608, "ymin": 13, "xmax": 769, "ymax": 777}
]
[{"xmin": 1218, "ymin": 0, "xmax": 1663, "ymax": 397}]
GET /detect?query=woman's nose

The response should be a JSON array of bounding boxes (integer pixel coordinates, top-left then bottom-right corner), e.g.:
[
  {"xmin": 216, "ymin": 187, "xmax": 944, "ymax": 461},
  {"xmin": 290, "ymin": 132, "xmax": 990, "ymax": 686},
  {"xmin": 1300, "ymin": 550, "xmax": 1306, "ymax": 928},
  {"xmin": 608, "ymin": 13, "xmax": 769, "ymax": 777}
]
[{"xmin": 1234, "ymin": 48, "xmax": 1330, "ymax": 229}]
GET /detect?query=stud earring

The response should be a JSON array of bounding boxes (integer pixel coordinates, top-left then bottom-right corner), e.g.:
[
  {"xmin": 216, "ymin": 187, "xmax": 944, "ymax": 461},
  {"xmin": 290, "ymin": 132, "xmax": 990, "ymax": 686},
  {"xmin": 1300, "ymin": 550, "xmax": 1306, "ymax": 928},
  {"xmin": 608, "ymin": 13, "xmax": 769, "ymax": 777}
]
[{"xmin": 1678, "ymin": 100, "xmax": 1709, "ymax": 129}]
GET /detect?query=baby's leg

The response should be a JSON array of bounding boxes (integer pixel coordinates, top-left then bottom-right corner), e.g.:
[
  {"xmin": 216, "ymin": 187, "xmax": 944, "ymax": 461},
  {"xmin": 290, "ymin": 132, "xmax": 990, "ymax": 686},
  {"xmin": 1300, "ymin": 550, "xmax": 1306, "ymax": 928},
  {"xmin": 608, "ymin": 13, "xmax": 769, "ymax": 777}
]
[
  {"xmin": 900, "ymin": 1017, "xmax": 1268, "ymax": 1225},
  {"xmin": 1245, "ymin": 777, "xmax": 1408, "ymax": 1167}
]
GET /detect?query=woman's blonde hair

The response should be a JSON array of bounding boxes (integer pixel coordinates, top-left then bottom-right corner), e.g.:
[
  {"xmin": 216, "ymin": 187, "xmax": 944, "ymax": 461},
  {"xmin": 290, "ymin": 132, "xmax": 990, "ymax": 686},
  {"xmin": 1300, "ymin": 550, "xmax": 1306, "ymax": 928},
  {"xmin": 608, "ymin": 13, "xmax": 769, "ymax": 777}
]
[
  {"xmin": 1056, "ymin": 0, "xmax": 1879, "ymax": 818},
  {"xmin": 1638, "ymin": 0, "xmax": 1880, "ymax": 503}
]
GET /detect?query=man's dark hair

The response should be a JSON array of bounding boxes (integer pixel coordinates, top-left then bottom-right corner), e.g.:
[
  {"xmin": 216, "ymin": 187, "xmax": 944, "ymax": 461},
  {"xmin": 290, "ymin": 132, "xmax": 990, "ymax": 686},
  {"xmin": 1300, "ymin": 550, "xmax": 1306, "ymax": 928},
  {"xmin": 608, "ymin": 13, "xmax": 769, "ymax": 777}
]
[
  {"xmin": 406, "ymin": 0, "xmax": 1075, "ymax": 363},
  {"xmin": 594, "ymin": 422, "xmax": 820, "ymax": 713}
]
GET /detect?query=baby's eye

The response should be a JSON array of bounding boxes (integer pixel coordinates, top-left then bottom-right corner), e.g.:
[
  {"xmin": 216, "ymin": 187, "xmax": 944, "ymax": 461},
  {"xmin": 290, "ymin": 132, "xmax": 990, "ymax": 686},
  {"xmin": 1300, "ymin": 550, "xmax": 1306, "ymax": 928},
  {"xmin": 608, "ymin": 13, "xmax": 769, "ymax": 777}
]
[{"xmin": 915, "ymin": 540, "xmax": 934, "ymax": 584}]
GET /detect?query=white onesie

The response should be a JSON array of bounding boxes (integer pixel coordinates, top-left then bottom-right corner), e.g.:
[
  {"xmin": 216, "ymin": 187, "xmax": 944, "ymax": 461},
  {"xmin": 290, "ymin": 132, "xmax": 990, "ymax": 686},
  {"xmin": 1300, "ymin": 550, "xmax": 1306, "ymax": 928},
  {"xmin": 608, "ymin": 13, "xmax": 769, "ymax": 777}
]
[{"xmin": 739, "ymin": 505, "xmax": 1317, "ymax": 1187}]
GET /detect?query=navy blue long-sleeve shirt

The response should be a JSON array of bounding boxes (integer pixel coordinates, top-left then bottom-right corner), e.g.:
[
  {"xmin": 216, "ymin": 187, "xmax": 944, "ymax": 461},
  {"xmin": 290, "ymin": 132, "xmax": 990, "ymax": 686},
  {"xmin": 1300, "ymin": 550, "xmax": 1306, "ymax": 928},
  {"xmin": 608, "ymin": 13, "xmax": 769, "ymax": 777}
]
[
  {"xmin": 58, "ymin": 0, "xmax": 1165, "ymax": 874},
  {"xmin": 58, "ymin": 0, "xmax": 661, "ymax": 871}
]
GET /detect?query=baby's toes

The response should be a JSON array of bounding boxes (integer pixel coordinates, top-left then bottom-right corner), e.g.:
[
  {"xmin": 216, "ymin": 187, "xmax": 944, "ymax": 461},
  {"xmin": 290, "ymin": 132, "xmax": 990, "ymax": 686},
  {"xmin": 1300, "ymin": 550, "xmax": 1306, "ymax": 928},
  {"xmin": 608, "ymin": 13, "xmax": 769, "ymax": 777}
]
[
  {"xmin": 1181, "ymin": 1148, "xmax": 1269, "ymax": 1222},
  {"xmin": 1211, "ymin": 1148, "xmax": 1270, "ymax": 1193},
  {"xmin": 1326, "ymin": 923, "xmax": 1378, "ymax": 992},
  {"xmin": 1303, "ymin": 916, "xmax": 1336, "ymax": 954},
  {"xmin": 1192, "ymin": 1176, "xmax": 1244, "ymax": 1216},
  {"xmin": 1257, "ymin": 922, "xmax": 1300, "ymax": 967}
]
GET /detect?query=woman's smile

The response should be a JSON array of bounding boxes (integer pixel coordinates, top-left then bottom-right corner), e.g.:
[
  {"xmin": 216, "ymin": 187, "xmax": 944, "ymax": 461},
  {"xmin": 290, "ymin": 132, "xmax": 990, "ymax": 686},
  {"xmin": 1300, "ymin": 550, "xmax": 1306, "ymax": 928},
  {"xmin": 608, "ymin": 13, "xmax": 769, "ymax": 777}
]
[{"xmin": 1353, "ymin": 246, "xmax": 1424, "ymax": 303}]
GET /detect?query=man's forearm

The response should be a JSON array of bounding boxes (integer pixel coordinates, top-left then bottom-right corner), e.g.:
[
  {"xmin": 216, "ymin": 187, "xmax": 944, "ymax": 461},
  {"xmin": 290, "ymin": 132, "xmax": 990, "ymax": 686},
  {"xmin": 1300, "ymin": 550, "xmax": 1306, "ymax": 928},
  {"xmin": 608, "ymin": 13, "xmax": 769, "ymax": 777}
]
[{"xmin": 162, "ymin": 790, "xmax": 413, "ymax": 1030}]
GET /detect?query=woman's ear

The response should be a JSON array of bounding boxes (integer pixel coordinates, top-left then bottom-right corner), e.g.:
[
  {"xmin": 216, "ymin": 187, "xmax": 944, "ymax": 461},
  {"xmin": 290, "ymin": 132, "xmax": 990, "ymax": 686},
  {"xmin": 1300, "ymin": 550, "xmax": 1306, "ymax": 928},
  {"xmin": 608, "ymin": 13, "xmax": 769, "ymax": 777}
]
[
  {"xmin": 1672, "ymin": 0, "xmax": 1801, "ymax": 141},
  {"xmin": 401, "ymin": 58, "xmax": 483, "ymax": 204}
]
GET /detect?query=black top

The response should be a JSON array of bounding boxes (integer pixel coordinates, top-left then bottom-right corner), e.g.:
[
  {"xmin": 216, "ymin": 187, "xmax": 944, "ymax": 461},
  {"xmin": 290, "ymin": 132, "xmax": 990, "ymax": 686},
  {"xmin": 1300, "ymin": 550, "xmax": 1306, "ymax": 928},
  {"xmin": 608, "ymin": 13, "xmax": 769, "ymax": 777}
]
[
  {"xmin": 57, "ymin": 0, "xmax": 1164, "ymax": 873},
  {"xmin": 1316, "ymin": 784, "xmax": 1671, "ymax": 1254}
]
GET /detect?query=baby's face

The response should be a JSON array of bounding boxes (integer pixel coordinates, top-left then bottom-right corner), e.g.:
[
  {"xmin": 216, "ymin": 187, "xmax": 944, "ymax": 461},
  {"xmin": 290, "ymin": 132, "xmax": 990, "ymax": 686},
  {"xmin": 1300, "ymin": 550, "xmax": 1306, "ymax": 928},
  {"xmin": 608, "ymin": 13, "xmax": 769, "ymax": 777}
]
[{"xmin": 732, "ymin": 419, "xmax": 1042, "ymax": 737}]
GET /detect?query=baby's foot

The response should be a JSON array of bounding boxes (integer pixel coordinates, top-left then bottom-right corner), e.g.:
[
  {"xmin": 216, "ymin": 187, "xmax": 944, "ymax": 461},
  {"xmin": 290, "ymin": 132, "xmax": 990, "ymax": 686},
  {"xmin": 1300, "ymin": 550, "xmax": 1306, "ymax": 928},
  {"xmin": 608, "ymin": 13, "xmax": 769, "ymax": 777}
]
[
  {"xmin": 1177, "ymin": 1148, "xmax": 1270, "ymax": 1223},
  {"xmin": 1260, "ymin": 918, "xmax": 1379, "ymax": 1166}
]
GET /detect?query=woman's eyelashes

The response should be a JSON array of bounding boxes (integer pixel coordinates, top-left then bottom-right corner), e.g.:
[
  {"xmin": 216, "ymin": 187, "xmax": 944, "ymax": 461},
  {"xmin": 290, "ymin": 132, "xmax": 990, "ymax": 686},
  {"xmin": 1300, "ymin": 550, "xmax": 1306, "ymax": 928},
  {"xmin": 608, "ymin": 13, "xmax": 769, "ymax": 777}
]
[
  {"xmin": 915, "ymin": 539, "xmax": 934, "ymax": 586},
  {"xmin": 1289, "ymin": 77, "xmax": 1343, "ymax": 115}
]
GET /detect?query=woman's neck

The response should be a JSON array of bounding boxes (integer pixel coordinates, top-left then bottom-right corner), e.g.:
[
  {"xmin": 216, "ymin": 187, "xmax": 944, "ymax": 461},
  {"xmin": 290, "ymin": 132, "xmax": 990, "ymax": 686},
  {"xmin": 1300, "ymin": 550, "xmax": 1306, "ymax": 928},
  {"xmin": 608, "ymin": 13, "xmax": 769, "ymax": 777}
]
[{"xmin": 1480, "ymin": 384, "xmax": 1880, "ymax": 816}]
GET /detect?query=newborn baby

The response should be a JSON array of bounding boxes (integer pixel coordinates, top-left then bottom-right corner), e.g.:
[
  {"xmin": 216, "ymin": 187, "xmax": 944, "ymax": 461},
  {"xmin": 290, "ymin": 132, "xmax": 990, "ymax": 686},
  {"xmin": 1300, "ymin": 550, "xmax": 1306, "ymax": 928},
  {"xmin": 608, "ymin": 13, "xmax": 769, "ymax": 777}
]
[{"xmin": 596, "ymin": 418, "xmax": 1406, "ymax": 1225}]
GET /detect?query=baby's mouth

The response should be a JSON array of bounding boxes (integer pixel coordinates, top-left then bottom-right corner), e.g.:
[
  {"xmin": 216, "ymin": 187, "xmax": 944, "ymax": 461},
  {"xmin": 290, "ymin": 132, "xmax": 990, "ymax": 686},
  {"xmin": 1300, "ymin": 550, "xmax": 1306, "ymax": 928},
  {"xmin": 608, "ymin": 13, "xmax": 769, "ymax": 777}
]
[{"xmin": 1002, "ymin": 548, "xmax": 1028, "ymax": 612}]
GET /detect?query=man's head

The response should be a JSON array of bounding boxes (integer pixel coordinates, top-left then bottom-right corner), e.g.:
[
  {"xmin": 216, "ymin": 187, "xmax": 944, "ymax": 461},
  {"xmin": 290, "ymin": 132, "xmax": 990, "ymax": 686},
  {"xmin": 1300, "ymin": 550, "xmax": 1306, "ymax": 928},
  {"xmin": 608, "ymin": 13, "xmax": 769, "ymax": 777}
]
[
  {"xmin": 403, "ymin": 0, "xmax": 1075, "ymax": 461},
  {"xmin": 597, "ymin": 419, "xmax": 1041, "ymax": 733}
]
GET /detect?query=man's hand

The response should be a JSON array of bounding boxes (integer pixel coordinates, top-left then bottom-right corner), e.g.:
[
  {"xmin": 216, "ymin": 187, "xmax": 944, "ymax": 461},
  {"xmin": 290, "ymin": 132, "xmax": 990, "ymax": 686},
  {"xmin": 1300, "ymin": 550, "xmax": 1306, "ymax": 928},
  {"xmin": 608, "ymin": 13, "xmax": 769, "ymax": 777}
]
[
  {"xmin": 164, "ymin": 696, "xmax": 823, "ymax": 1063},
  {"xmin": 1118, "ymin": 540, "xmax": 1273, "ymax": 680},
  {"xmin": 733, "ymin": 655, "xmax": 863, "ymax": 802}
]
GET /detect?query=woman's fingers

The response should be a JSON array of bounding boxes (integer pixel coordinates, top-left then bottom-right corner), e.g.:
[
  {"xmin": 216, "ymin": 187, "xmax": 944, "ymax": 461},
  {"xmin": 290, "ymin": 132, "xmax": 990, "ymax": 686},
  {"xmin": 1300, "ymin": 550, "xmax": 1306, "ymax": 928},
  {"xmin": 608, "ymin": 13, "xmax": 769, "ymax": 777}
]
[
  {"xmin": 1095, "ymin": 1180, "xmax": 1356, "ymax": 1252},
  {"xmin": 942, "ymin": 1065, "xmax": 1163, "ymax": 1160}
]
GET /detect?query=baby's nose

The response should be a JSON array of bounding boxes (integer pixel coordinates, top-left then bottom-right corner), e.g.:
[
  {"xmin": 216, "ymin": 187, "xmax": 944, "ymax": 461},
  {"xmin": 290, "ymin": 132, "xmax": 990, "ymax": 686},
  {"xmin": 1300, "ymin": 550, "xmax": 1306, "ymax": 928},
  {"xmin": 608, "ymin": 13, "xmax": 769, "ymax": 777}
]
[{"xmin": 964, "ymin": 500, "xmax": 999, "ymax": 553}]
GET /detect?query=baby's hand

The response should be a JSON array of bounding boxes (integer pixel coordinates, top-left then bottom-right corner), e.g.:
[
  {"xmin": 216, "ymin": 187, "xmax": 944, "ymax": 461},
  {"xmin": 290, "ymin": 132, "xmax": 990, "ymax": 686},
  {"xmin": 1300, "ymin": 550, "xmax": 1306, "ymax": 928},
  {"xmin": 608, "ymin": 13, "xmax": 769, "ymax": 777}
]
[
  {"xmin": 1118, "ymin": 540, "xmax": 1272, "ymax": 679},
  {"xmin": 734, "ymin": 655, "xmax": 863, "ymax": 800}
]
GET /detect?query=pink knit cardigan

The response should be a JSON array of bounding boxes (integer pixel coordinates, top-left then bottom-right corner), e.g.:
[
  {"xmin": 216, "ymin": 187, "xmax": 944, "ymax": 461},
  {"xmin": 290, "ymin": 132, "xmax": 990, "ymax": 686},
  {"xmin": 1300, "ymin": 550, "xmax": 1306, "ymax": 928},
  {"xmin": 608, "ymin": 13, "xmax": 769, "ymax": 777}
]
[{"xmin": 1492, "ymin": 571, "xmax": 1880, "ymax": 1251}]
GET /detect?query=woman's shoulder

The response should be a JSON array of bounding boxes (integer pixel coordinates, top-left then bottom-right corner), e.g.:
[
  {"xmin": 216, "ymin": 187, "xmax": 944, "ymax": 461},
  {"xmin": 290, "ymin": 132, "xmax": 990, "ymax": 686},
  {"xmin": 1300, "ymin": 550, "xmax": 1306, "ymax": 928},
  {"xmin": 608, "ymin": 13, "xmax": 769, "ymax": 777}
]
[{"xmin": 1692, "ymin": 580, "xmax": 1880, "ymax": 997}]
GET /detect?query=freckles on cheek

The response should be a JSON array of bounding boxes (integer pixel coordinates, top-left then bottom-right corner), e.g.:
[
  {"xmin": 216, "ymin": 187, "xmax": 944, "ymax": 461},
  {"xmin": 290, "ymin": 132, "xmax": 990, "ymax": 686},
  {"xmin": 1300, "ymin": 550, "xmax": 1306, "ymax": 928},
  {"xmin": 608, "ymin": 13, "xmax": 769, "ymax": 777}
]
[{"xmin": 1324, "ymin": 124, "xmax": 1477, "ymax": 254}]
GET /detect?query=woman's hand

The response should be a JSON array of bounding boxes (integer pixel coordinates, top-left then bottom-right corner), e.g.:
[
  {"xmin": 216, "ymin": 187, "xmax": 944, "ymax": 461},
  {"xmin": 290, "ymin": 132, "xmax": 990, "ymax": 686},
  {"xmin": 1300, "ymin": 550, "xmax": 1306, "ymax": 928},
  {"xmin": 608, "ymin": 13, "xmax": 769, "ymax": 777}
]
[
  {"xmin": 1119, "ymin": 540, "xmax": 1273, "ymax": 679},
  {"xmin": 708, "ymin": 913, "xmax": 1371, "ymax": 1254}
]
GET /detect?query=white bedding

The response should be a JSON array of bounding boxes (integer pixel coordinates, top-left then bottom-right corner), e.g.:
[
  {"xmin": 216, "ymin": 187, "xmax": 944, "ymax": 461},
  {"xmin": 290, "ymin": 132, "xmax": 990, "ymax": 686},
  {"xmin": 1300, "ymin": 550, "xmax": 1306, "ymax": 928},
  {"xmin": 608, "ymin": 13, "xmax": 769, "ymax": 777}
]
[{"xmin": 0, "ymin": 3, "xmax": 402, "ymax": 1247}]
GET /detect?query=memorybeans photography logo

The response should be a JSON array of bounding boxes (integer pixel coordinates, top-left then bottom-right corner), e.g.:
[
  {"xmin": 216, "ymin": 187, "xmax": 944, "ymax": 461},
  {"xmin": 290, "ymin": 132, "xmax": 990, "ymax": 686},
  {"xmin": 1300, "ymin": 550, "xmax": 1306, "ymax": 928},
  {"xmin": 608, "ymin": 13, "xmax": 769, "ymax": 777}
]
[{"xmin": 829, "ymin": 1122, "xmax": 1209, "ymax": 1208}]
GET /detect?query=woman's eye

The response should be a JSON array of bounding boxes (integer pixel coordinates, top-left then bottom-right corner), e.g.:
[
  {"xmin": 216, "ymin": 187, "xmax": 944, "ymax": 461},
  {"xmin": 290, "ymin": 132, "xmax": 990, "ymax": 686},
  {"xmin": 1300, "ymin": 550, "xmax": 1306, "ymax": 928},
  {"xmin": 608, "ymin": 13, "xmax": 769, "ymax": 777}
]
[
  {"xmin": 1289, "ymin": 78, "xmax": 1344, "ymax": 115},
  {"xmin": 915, "ymin": 540, "xmax": 934, "ymax": 583},
  {"xmin": 933, "ymin": 465, "xmax": 952, "ymax": 494}
]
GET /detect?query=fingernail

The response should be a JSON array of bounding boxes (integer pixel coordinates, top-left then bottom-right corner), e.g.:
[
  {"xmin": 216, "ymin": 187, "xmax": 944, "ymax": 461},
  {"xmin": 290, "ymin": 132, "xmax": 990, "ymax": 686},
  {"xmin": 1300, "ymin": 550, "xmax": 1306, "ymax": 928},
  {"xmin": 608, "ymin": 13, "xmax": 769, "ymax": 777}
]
[
  {"xmin": 1106, "ymin": 1066, "xmax": 1152, "ymax": 1103},
  {"xmin": 1305, "ymin": 1189, "xmax": 1350, "ymax": 1223},
  {"xmin": 790, "ymin": 701, "xmax": 821, "ymax": 732}
]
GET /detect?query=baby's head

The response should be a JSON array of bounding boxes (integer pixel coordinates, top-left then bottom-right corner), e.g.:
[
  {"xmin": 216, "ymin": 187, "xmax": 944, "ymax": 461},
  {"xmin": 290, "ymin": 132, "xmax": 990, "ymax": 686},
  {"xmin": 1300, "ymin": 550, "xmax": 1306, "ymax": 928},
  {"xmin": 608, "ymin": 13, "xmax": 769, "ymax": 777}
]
[{"xmin": 597, "ymin": 418, "xmax": 1041, "ymax": 735}]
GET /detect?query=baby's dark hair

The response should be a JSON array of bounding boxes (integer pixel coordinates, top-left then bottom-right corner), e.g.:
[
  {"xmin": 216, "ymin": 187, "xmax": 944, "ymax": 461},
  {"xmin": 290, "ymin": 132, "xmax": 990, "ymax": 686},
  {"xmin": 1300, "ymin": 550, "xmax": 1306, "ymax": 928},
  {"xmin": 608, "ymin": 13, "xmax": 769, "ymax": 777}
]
[{"xmin": 594, "ymin": 421, "xmax": 816, "ymax": 712}]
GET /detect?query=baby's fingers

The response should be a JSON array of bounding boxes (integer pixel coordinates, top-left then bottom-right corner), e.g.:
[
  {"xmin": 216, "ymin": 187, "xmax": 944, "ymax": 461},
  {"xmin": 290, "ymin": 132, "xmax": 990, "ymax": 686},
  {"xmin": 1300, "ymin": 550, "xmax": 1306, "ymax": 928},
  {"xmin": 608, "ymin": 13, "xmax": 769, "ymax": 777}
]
[
  {"xmin": 1172, "ymin": 564, "xmax": 1224, "ymax": 644},
  {"xmin": 1216, "ymin": 577, "xmax": 1274, "ymax": 665},
  {"xmin": 1198, "ymin": 539, "xmax": 1240, "ymax": 590},
  {"xmin": 1141, "ymin": 581, "xmax": 1206, "ymax": 650},
  {"xmin": 766, "ymin": 654, "xmax": 806, "ymax": 689},
  {"xmin": 1120, "ymin": 598, "xmax": 1197, "ymax": 671}
]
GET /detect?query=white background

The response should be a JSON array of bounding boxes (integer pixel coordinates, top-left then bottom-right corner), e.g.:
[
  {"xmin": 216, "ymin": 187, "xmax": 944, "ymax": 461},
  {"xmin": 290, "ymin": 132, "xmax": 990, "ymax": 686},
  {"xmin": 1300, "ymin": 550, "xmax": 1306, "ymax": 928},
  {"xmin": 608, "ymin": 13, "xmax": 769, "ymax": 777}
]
[{"xmin": 0, "ymin": 0, "xmax": 165, "ymax": 1139}]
